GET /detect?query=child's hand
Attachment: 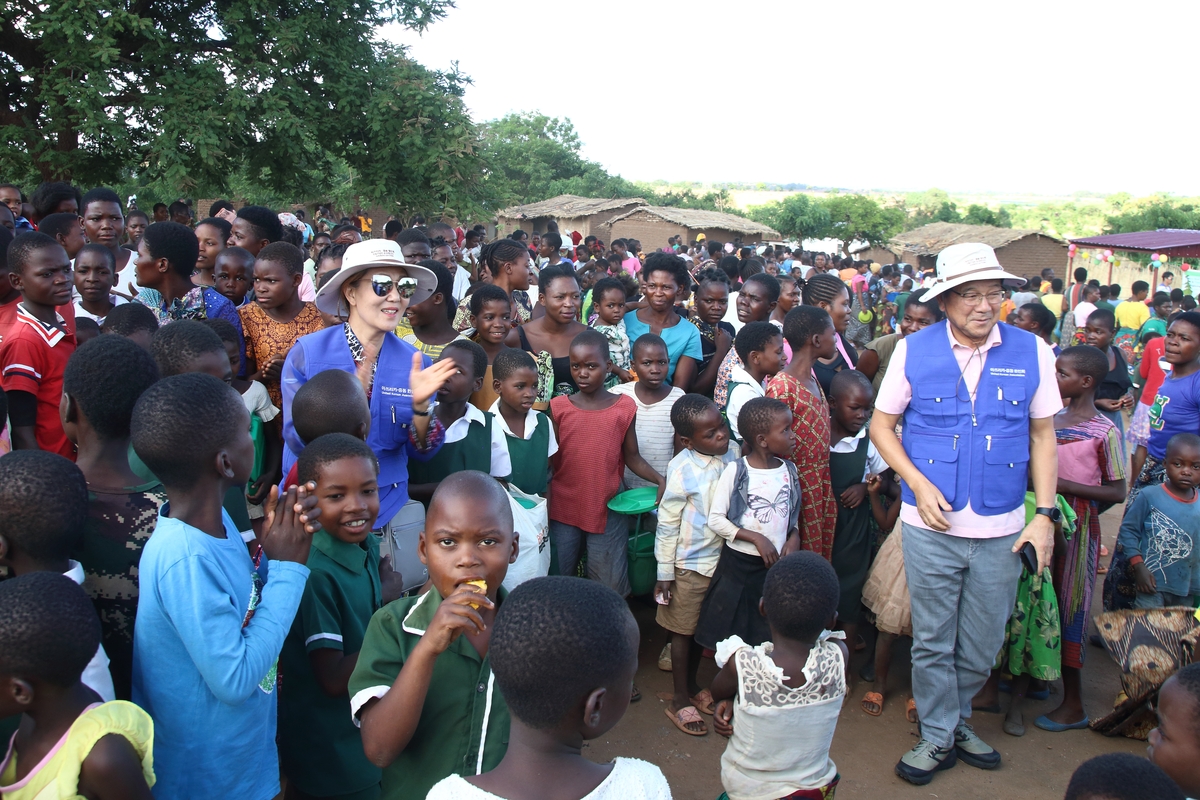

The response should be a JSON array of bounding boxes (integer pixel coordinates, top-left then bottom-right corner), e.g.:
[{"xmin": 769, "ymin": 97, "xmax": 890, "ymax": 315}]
[
  {"xmin": 840, "ymin": 483, "xmax": 868, "ymax": 509},
  {"xmin": 654, "ymin": 580, "xmax": 673, "ymax": 606},
  {"xmin": 422, "ymin": 584, "xmax": 495, "ymax": 655},
  {"xmin": 409, "ymin": 352, "xmax": 459, "ymax": 408},
  {"xmin": 263, "ymin": 355, "xmax": 286, "ymax": 383},
  {"xmin": 781, "ymin": 531, "xmax": 800, "ymax": 556},
  {"xmin": 713, "ymin": 699, "xmax": 734, "ymax": 737},
  {"xmin": 1133, "ymin": 562, "xmax": 1157, "ymax": 595},
  {"xmin": 380, "ymin": 555, "xmax": 405, "ymax": 604},
  {"xmin": 751, "ymin": 532, "xmax": 780, "ymax": 567},
  {"xmin": 867, "ymin": 474, "xmax": 882, "ymax": 496},
  {"xmin": 260, "ymin": 483, "xmax": 322, "ymax": 564}
]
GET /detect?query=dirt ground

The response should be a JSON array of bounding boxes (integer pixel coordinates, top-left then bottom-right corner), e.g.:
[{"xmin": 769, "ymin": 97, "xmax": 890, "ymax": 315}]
[{"xmin": 588, "ymin": 505, "xmax": 1150, "ymax": 800}]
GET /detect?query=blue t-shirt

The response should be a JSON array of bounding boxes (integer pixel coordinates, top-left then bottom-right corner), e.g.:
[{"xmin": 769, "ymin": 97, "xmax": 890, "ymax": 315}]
[
  {"xmin": 623, "ymin": 310, "xmax": 703, "ymax": 385},
  {"xmin": 1117, "ymin": 484, "xmax": 1200, "ymax": 598},
  {"xmin": 1147, "ymin": 369, "xmax": 1200, "ymax": 460},
  {"xmin": 132, "ymin": 506, "xmax": 309, "ymax": 800}
]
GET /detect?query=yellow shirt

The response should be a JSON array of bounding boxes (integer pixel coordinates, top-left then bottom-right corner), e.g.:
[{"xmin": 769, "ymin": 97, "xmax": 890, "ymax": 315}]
[
  {"xmin": 1040, "ymin": 294, "xmax": 1065, "ymax": 319},
  {"xmin": 1114, "ymin": 300, "xmax": 1151, "ymax": 331},
  {"xmin": 0, "ymin": 701, "xmax": 154, "ymax": 800}
]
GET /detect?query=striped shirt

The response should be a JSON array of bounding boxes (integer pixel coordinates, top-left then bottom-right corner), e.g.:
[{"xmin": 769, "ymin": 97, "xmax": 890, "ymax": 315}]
[
  {"xmin": 655, "ymin": 447, "xmax": 741, "ymax": 580},
  {"xmin": 612, "ymin": 384, "xmax": 684, "ymax": 488}
]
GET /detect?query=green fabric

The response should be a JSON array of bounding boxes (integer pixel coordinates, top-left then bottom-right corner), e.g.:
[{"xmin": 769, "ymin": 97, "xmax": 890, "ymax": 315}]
[
  {"xmin": 408, "ymin": 414, "xmax": 492, "ymax": 488},
  {"xmin": 829, "ymin": 436, "xmax": 873, "ymax": 624},
  {"xmin": 1022, "ymin": 492, "xmax": 1078, "ymax": 539},
  {"xmin": 1002, "ymin": 567, "xmax": 1062, "ymax": 681},
  {"xmin": 502, "ymin": 412, "xmax": 552, "ymax": 495},
  {"xmin": 279, "ymin": 531, "xmax": 383, "ymax": 798},
  {"xmin": 348, "ymin": 585, "xmax": 511, "ymax": 800}
]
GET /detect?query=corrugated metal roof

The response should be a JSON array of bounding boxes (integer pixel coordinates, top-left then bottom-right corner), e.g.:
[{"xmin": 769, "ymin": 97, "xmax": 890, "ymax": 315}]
[{"xmin": 1069, "ymin": 229, "xmax": 1200, "ymax": 257}]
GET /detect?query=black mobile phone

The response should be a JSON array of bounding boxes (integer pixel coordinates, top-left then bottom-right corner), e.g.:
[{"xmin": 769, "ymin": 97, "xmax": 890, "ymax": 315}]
[{"xmin": 1019, "ymin": 542, "xmax": 1039, "ymax": 575}]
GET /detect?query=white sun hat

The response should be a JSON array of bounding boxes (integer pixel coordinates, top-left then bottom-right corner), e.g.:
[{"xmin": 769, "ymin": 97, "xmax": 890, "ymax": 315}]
[
  {"xmin": 315, "ymin": 239, "xmax": 438, "ymax": 315},
  {"xmin": 922, "ymin": 242, "xmax": 1026, "ymax": 300}
]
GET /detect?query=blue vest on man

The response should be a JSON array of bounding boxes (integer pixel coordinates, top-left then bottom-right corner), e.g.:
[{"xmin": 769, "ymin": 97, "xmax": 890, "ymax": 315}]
[{"xmin": 900, "ymin": 320, "xmax": 1040, "ymax": 517}]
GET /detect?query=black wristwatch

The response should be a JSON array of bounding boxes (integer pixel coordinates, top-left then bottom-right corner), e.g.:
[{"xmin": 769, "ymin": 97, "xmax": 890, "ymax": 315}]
[{"xmin": 1034, "ymin": 506, "xmax": 1062, "ymax": 523}]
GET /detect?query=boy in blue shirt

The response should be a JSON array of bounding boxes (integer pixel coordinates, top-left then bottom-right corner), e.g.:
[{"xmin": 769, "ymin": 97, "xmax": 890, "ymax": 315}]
[
  {"xmin": 1119, "ymin": 433, "xmax": 1200, "ymax": 608},
  {"xmin": 131, "ymin": 372, "xmax": 323, "ymax": 800}
]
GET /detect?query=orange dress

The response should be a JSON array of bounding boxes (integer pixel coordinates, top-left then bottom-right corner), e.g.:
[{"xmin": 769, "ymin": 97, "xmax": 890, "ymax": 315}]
[
  {"xmin": 238, "ymin": 302, "xmax": 326, "ymax": 410},
  {"xmin": 766, "ymin": 372, "xmax": 837, "ymax": 560}
]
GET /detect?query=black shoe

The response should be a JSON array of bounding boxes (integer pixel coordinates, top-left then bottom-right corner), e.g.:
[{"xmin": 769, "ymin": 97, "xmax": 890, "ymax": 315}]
[{"xmin": 895, "ymin": 739, "xmax": 957, "ymax": 785}]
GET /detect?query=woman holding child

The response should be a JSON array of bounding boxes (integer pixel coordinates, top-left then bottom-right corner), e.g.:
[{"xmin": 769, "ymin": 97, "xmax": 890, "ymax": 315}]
[{"xmin": 280, "ymin": 239, "xmax": 457, "ymax": 527}]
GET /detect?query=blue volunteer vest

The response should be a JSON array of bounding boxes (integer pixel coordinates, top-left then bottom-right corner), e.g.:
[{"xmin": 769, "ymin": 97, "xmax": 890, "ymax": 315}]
[{"xmin": 900, "ymin": 321, "xmax": 1040, "ymax": 515}]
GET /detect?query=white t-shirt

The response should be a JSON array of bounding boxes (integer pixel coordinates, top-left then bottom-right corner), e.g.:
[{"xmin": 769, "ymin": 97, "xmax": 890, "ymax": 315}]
[
  {"xmin": 829, "ymin": 428, "xmax": 888, "ymax": 481},
  {"xmin": 111, "ymin": 248, "xmax": 140, "ymax": 299},
  {"xmin": 73, "ymin": 295, "xmax": 127, "ymax": 326},
  {"xmin": 726, "ymin": 365, "xmax": 765, "ymax": 441},
  {"xmin": 1072, "ymin": 300, "xmax": 1097, "ymax": 327},
  {"xmin": 240, "ymin": 380, "xmax": 279, "ymax": 422},
  {"xmin": 451, "ymin": 264, "xmax": 472, "ymax": 304},
  {"xmin": 612, "ymin": 383, "xmax": 684, "ymax": 488},
  {"xmin": 710, "ymin": 460, "xmax": 793, "ymax": 554},
  {"xmin": 426, "ymin": 758, "xmax": 672, "ymax": 800}
]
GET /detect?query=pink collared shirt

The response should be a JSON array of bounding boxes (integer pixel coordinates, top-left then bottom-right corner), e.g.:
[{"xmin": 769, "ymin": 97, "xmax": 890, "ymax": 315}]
[{"xmin": 875, "ymin": 322, "xmax": 1060, "ymax": 538}]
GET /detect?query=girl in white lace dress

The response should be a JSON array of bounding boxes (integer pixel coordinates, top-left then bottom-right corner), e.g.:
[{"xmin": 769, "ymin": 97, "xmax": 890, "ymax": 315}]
[{"xmin": 710, "ymin": 551, "xmax": 848, "ymax": 800}]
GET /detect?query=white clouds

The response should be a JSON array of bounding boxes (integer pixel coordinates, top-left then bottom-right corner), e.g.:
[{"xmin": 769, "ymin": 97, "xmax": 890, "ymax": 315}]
[{"xmin": 383, "ymin": 0, "xmax": 1200, "ymax": 195}]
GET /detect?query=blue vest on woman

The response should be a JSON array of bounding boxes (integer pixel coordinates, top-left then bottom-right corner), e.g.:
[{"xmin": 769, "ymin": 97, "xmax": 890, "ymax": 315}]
[
  {"xmin": 281, "ymin": 325, "xmax": 439, "ymax": 526},
  {"xmin": 900, "ymin": 320, "xmax": 1040, "ymax": 516}
]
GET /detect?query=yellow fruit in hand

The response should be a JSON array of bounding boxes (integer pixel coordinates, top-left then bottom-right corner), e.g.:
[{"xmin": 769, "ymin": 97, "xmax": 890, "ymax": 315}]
[{"xmin": 465, "ymin": 579, "xmax": 487, "ymax": 609}]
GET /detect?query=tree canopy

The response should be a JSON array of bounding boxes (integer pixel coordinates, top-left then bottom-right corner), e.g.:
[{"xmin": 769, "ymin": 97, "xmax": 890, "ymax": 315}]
[
  {"xmin": 0, "ymin": 0, "xmax": 490, "ymax": 215},
  {"xmin": 747, "ymin": 193, "xmax": 830, "ymax": 241}
]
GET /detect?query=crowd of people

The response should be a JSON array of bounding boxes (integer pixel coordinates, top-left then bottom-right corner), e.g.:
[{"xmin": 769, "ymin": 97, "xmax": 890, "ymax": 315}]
[{"xmin": 0, "ymin": 180, "xmax": 1199, "ymax": 800}]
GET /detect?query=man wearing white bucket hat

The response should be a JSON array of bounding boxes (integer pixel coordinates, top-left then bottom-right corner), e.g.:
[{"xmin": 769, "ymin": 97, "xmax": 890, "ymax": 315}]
[{"xmin": 869, "ymin": 243, "xmax": 1061, "ymax": 785}]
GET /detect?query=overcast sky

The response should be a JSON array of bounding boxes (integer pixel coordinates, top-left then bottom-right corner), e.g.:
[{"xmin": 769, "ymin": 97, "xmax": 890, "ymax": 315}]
[{"xmin": 384, "ymin": 0, "xmax": 1199, "ymax": 196}]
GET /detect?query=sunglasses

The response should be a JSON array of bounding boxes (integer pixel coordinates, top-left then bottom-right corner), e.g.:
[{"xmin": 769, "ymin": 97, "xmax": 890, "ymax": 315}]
[{"xmin": 363, "ymin": 274, "xmax": 417, "ymax": 299}]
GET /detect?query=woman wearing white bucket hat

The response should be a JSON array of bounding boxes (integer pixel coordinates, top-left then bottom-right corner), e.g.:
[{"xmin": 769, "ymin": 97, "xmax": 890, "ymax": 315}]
[
  {"xmin": 279, "ymin": 240, "xmax": 457, "ymax": 527},
  {"xmin": 869, "ymin": 242, "xmax": 1061, "ymax": 786}
]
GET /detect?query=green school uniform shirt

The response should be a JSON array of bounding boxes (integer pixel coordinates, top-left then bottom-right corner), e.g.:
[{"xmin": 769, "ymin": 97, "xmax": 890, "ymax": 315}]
[
  {"xmin": 279, "ymin": 530, "xmax": 383, "ymax": 799},
  {"xmin": 407, "ymin": 414, "xmax": 494, "ymax": 486},
  {"xmin": 502, "ymin": 411, "xmax": 553, "ymax": 495},
  {"xmin": 348, "ymin": 585, "xmax": 511, "ymax": 800}
]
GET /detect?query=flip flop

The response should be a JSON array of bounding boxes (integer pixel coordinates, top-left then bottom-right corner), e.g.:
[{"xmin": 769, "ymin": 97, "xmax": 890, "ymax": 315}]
[
  {"xmin": 1034, "ymin": 714, "xmax": 1090, "ymax": 732},
  {"xmin": 665, "ymin": 705, "xmax": 707, "ymax": 736},
  {"xmin": 906, "ymin": 698, "xmax": 919, "ymax": 724},
  {"xmin": 1100, "ymin": 545, "xmax": 1110, "ymax": 557},
  {"xmin": 861, "ymin": 691, "xmax": 884, "ymax": 716},
  {"xmin": 691, "ymin": 689, "xmax": 715, "ymax": 716}
]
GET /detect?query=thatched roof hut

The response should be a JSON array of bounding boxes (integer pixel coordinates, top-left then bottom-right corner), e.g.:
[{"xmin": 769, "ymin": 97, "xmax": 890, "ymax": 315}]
[
  {"xmin": 889, "ymin": 222, "xmax": 1067, "ymax": 277},
  {"xmin": 598, "ymin": 206, "xmax": 780, "ymax": 249},
  {"xmin": 496, "ymin": 194, "xmax": 647, "ymax": 240}
]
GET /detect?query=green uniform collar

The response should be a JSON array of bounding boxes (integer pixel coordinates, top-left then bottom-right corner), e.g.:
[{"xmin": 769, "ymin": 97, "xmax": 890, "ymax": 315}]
[{"xmin": 312, "ymin": 529, "xmax": 372, "ymax": 574}]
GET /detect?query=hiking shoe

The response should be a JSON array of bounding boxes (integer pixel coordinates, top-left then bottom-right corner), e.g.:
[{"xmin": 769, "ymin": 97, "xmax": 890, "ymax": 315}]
[
  {"xmin": 657, "ymin": 643, "xmax": 672, "ymax": 671},
  {"xmin": 955, "ymin": 721, "xmax": 1001, "ymax": 769},
  {"xmin": 895, "ymin": 739, "xmax": 957, "ymax": 785}
]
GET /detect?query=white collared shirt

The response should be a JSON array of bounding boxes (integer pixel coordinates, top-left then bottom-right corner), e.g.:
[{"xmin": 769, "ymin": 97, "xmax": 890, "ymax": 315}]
[
  {"xmin": 487, "ymin": 400, "xmax": 559, "ymax": 457},
  {"xmin": 443, "ymin": 402, "xmax": 512, "ymax": 478},
  {"xmin": 830, "ymin": 427, "xmax": 888, "ymax": 481},
  {"xmin": 727, "ymin": 364, "xmax": 766, "ymax": 440}
]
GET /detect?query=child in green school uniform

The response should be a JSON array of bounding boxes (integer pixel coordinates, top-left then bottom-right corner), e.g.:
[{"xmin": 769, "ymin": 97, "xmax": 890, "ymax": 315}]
[
  {"xmin": 349, "ymin": 471, "xmax": 518, "ymax": 800},
  {"xmin": 407, "ymin": 340, "xmax": 511, "ymax": 505},
  {"xmin": 279, "ymin": 434, "xmax": 387, "ymax": 800},
  {"xmin": 489, "ymin": 348, "xmax": 557, "ymax": 497}
]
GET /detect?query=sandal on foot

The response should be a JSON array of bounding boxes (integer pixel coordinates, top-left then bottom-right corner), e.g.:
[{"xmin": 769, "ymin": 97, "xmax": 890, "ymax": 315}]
[
  {"xmin": 657, "ymin": 643, "xmax": 672, "ymax": 671},
  {"xmin": 861, "ymin": 691, "xmax": 884, "ymax": 716},
  {"xmin": 691, "ymin": 689, "xmax": 715, "ymax": 716},
  {"xmin": 1003, "ymin": 718, "xmax": 1026, "ymax": 737},
  {"xmin": 1100, "ymin": 544, "xmax": 1109, "ymax": 557},
  {"xmin": 631, "ymin": 684, "xmax": 641, "ymax": 703},
  {"xmin": 665, "ymin": 705, "xmax": 707, "ymax": 736},
  {"xmin": 906, "ymin": 697, "xmax": 919, "ymax": 724}
]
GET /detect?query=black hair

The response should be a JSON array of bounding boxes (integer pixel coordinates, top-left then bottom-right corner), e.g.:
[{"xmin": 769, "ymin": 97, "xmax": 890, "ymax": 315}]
[
  {"xmin": 671, "ymin": 393, "xmax": 717, "ymax": 438},
  {"xmin": 236, "ymin": 205, "xmax": 283, "ymax": 243},
  {"xmin": 1130, "ymin": 280, "xmax": 1149, "ymax": 295},
  {"xmin": 76, "ymin": 243, "xmax": 116, "ymax": 271},
  {"xmin": 441, "ymin": 338, "xmax": 487, "ymax": 381},
  {"xmin": 904, "ymin": 287, "xmax": 944, "ymax": 321},
  {"xmin": 1184, "ymin": 296, "xmax": 1199, "ymax": 312},
  {"xmin": 142, "ymin": 221, "xmax": 199, "ymax": 278},
  {"xmin": 1170, "ymin": 661, "xmax": 1200, "ymax": 740},
  {"xmin": 782, "ymin": 305, "xmax": 833, "ymax": 350},
  {"xmin": 132, "ymin": 373, "xmax": 246, "ymax": 489},
  {"xmin": 1064, "ymin": 752, "xmax": 1184, "ymax": 800},
  {"xmin": 395, "ymin": 227, "xmax": 431, "ymax": 250},
  {"xmin": 409, "ymin": 213, "xmax": 427, "ymax": 227},
  {"xmin": 493, "ymin": 347, "xmax": 537, "ymax": 382},
  {"xmin": 1110, "ymin": 283, "xmax": 1122, "ymax": 296},
  {"xmin": 167, "ymin": 200, "xmax": 190, "ymax": 219},
  {"xmin": 1167, "ymin": 432, "xmax": 1200, "ymax": 459},
  {"xmin": 743, "ymin": 273, "xmax": 782, "ymax": 305},
  {"xmin": 74, "ymin": 317, "xmax": 101, "ymax": 344},
  {"xmin": 801, "ymin": 273, "xmax": 848, "ymax": 307},
  {"xmin": 533, "ymin": 264, "xmax": 574, "ymax": 295},
  {"xmin": 315, "ymin": 242, "xmax": 349, "ymax": 270},
  {"xmin": 200, "ymin": 317, "xmax": 240, "ymax": 348},
  {"xmin": 152, "ymin": 203, "xmax": 167, "ymax": 213},
  {"xmin": 100, "ymin": 301, "xmax": 158, "ymax": 337},
  {"xmin": 331, "ymin": 223, "xmax": 361, "ymax": 242},
  {"xmin": 383, "ymin": 219, "xmax": 404, "ymax": 239},
  {"xmin": 1060, "ymin": 344, "xmax": 1110, "ymax": 384},
  {"xmin": 216, "ymin": 245, "xmax": 255, "ymax": 269},
  {"xmin": 491, "ymin": 576, "xmax": 635, "ymax": 729},
  {"xmin": 829, "ymin": 368, "xmax": 874, "ymax": 400},
  {"xmin": 0, "ymin": 451, "xmax": 89, "ymax": 564},
  {"xmin": 297, "ymin": 432, "xmax": 378, "ymax": 486},
  {"xmin": 151, "ymin": 319, "xmax": 226, "ymax": 377},
  {"xmin": 125, "ymin": 209, "xmax": 149, "ymax": 224},
  {"xmin": 414, "ymin": 258, "xmax": 455, "ymax": 320},
  {"xmin": 739, "ymin": 259, "xmax": 764, "ymax": 281},
  {"xmin": 630, "ymin": 332, "xmax": 667, "ymax": 361},
  {"xmin": 81, "ymin": 187, "xmax": 121, "ymax": 211},
  {"xmin": 695, "ymin": 266, "xmax": 730, "ymax": 288},
  {"xmin": 469, "ymin": 283, "xmax": 510, "ymax": 317},
  {"xmin": 591, "ymin": 276, "xmax": 626, "ymax": 307},
  {"xmin": 570, "ymin": 328, "xmax": 609, "ymax": 361},
  {"xmin": 293, "ymin": 369, "xmax": 370, "ymax": 445},
  {"xmin": 464, "ymin": 228, "xmax": 482, "ymax": 241},
  {"xmin": 63, "ymin": 334, "xmax": 160, "ymax": 440},
  {"xmin": 1087, "ymin": 307, "xmax": 1116, "ymax": 331},
  {"xmin": 30, "ymin": 181, "xmax": 81, "ymax": 219},
  {"xmin": 735, "ymin": 321, "xmax": 782, "ymax": 363},
  {"xmin": 256, "ymin": 241, "xmax": 305, "ymax": 276},
  {"xmin": 1164, "ymin": 271, "xmax": 1175, "ymax": 280},
  {"xmin": 541, "ymin": 231, "xmax": 562, "ymax": 251},
  {"xmin": 1049, "ymin": 277, "xmax": 1063, "ymax": 293},
  {"xmin": 1019, "ymin": 302, "xmax": 1057, "ymax": 337},
  {"xmin": 481, "ymin": 238, "xmax": 530, "ymax": 277},
  {"xmin": 209, "ymin": 200, "xmax": 234, "ymax": 217},
  {"xmin": 37, "ymin": 212, "xmax": 82, "ymax": 242},
  {"xmin": 1153, "ymin": 292, "xmax": 1172, "ymax": 309},
  {"xmin": 0, "ymin": 572, "xmax": 101, "ymax": 687},
  {"xmin": 1073, "ymin": 267, "xmax": 1088, "ymax": 283},
  {"xmin": 312, "ymin": 230, "xmax": 331, "ymax": 243},
  {"xmin": 8, "ymin": 231, "xmax": 61, "ymax": 274},
  {"xmin": 718, "ymin": 255, "xmax": 741, "ymax": 285},
  {"xmin": 641, "ymin": 251, "xmax": 689, "ymax": 289},
  {"xmin": 737, "ymin": 396, "xmax": 789, "ymax": 446},
  {"xmin": 1171, "ymin": 287, "xmax": 1185, "ymax": 303},
  {"xmin": 429, "ymin": 471, "xmax": 513, "ymax": 532},
  {"xmin": 196, "ymin": 216, "xmax": 232, "ymax": 241},
  {"xmin": 763, "ymin": 551, "xmax": 840, "ymax": 642}
]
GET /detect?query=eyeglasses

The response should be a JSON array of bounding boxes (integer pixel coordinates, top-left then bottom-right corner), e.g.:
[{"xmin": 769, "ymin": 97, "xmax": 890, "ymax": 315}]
[
  {"xmin": 950, "ymin": 289, "xmax": 1005, "ymax": 306},
  {"xmin": 363, "ymin": 274, "xmax": 417, "ymax": 299}
]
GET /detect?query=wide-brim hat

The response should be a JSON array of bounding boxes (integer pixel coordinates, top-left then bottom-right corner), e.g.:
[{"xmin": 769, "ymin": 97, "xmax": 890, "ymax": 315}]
[
  {"xmin": 922, "ymin": 242, "xmax": 1026, "ymax": 301},
  {"xmin": 315, "ymin": 239, "xmax": 438, "ymax": 315}
]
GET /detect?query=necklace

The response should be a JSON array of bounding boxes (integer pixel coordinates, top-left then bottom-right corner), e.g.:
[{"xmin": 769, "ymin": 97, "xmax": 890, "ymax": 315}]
[{"xmin": 954, "ymin": 346, "xmax": 984, "ymax": 427}]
